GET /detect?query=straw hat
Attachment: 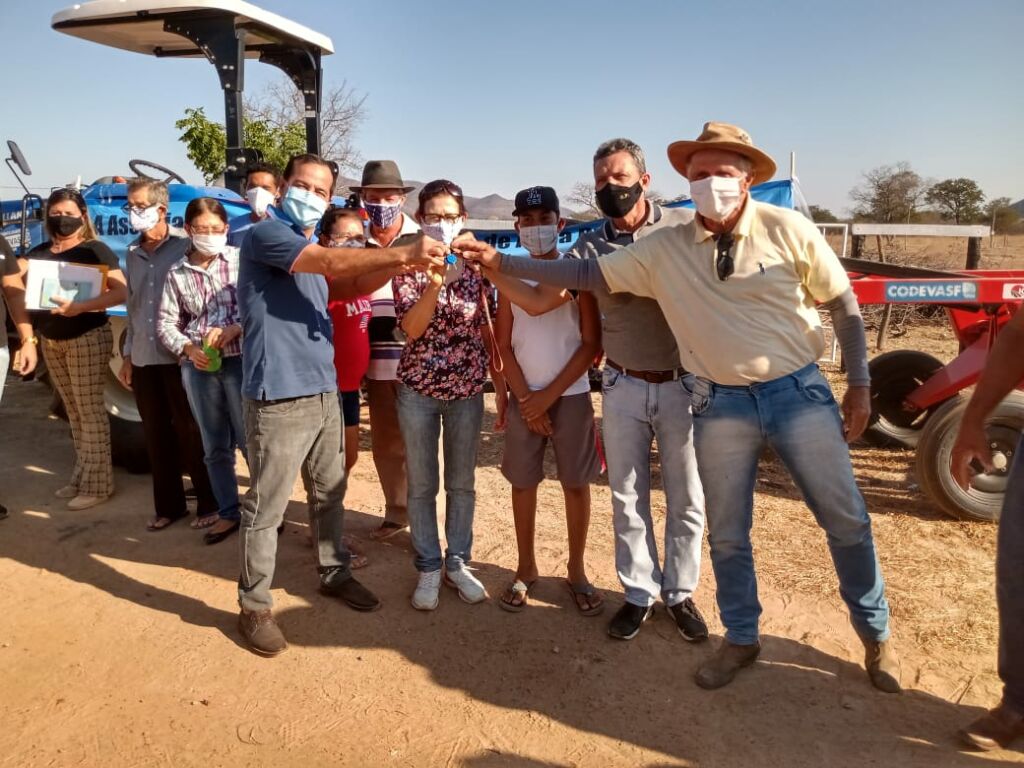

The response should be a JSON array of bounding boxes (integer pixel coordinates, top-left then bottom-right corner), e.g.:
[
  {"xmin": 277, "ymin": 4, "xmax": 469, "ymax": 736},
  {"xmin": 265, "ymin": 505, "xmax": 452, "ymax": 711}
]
[{"xmin": 667, "ymin": 122, "xmax": 776, "ymax": 185}]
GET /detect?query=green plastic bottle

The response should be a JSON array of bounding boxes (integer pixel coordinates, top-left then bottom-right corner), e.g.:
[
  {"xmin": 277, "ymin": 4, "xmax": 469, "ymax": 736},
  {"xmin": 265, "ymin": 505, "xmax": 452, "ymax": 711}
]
[{"xmin": 202, "ymin": 343, "xmax": 222, "ymax": 373}]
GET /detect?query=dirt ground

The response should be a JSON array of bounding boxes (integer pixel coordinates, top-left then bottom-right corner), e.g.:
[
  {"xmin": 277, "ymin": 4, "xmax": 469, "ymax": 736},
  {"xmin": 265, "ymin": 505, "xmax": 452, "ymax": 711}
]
[
  {"xmin": 2, "ymin": 234, "xmax": 1023, "ymax": 767},
  {"xmin": 2, "ymin": 318, "xmax": 1022, "ymax": 768}
]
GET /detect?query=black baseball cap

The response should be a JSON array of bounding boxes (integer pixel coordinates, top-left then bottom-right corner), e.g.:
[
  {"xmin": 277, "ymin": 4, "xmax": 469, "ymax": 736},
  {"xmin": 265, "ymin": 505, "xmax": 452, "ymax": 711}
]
[{"xmin": 513, "ymin": 186, "xmax": 560, "ymax": 216}]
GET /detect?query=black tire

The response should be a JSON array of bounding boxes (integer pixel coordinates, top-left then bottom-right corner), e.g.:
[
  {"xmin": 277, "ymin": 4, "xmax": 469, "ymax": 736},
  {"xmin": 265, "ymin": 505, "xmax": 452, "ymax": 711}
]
[
  {"xmin": 915, "ymin": 392, "xmax": 1024, "ymax": 522},
  {"xmin": 865, "ymin": 350, "xmax": 948, "ymax": 449},
  {"xmin": 110, "ymin": 415, "xmax": 150, "ymax": 474}
]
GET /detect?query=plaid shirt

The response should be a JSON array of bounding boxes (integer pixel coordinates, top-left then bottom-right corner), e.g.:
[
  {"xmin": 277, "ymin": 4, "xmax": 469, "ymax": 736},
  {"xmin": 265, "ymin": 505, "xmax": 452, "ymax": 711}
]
[{"xmin": 157, "ymin": 246, "xmax": 242, "ymax": 358}]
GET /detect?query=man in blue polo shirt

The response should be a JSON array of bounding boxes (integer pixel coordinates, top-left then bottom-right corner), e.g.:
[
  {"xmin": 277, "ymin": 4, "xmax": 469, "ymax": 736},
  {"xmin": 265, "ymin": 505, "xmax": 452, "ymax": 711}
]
[{"xmin": 236, "ymin": 152, "xmax": 445, "ymax": 656}]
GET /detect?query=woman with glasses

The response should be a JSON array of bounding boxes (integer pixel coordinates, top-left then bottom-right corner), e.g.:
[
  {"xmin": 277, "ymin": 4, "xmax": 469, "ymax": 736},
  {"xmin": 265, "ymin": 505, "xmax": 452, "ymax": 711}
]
[
  {"xmin": 156, "ymin": 197, "xmax": 246, "ymax": 545},
  {"xmin": 393, "ymin": 179, "xmax": 506, "ymax": 610},
  {"xmin": 21, "ymin": 188, "xmax": 127, "ymax": 510}
]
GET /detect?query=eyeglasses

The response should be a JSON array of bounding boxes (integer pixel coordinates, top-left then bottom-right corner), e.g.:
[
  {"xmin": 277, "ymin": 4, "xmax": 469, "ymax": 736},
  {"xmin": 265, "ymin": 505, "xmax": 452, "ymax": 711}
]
[
  {"xmin": 714, "ymin": 233, "xmax": 735, "ymax": 281},
  {"xmin": 329, "ymin": 237, "xmax": 366, "ymax": 248},
  {"xmin": 420, "ymin": 179, "xmax": 464, "ymax": 199},
  {"xmin": 121, "ymin": 203, "xmax": 157, "ymax": 215},
  {"xmin": 421, "ymin": 213, "xmax": 463, "ymax": 225}
]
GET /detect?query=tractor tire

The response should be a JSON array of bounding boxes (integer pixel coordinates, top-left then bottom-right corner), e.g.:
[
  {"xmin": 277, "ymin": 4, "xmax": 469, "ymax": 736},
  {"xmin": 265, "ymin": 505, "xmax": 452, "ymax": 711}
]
[
  {"xmin": 915, "ymin": 391, "xmax": 1024, "ymax": 522},
  {"xmin": 865, "ymin": 350, "xmax": 948, "ymax": 449}
]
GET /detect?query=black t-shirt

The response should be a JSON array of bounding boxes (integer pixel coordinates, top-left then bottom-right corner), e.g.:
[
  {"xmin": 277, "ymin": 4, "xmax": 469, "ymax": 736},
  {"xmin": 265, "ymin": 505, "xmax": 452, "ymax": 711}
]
[
  {"xmin": 26, "ymin": 240, "xmax": 120, "ymax": 340},
  {"xmin": 1, "ymin": 237, "xmax": 18, "ymax": 350}
]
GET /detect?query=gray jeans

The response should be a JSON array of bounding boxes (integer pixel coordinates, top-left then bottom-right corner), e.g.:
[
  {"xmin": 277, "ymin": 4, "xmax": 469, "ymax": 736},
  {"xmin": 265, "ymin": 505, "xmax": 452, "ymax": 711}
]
[
  {"xmin": 601, "ymin": 368, "xmax": 705, "ymax": 607},
  {"xmin": 238, "ymin": 393, "xmax": 350, "ymax": 611}
]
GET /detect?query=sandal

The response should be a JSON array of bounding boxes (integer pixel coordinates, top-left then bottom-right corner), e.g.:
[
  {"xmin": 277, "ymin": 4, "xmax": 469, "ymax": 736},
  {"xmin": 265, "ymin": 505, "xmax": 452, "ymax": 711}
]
[
  {"xmin": 147, "ymin": 515, "xmax": 183, "ymax": 532},
  {"xmin": 190, "ymin": 513, "xmax": 220, "ymax": 530},
  {"xmin": 499, "ymin": 579, "xmax": 536, "ymax": 613},
  {"xmin": 369, "ymin": 521, "xmax": 407, "ymax": 541},
  {"xmin": 566, "ymin": 580, "xmax": 605, "ymax": 617},
  {"xmin": 342, "ymin": 534, "xmax": 369, "ymax": 570}
]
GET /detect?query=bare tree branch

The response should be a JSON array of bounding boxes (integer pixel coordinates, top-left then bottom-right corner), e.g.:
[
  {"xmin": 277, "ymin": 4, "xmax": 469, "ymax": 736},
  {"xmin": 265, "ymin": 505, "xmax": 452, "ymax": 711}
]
[{"xmin": 243, "ymin": 78, "xmax": 367, "ymax": 176}]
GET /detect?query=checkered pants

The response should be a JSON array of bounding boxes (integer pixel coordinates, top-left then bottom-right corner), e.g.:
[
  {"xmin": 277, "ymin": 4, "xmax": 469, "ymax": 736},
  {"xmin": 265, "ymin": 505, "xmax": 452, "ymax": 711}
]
[{"xmin": 44, "ymin": 324, "xmax": 114, "ymax": 498}]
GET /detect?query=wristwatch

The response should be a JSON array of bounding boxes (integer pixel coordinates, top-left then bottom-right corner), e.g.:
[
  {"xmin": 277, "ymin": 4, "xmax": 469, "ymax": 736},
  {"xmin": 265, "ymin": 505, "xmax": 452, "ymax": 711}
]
[{"xmin": 20, "ymin": 335, "xmax": 38, "ymax": 346}]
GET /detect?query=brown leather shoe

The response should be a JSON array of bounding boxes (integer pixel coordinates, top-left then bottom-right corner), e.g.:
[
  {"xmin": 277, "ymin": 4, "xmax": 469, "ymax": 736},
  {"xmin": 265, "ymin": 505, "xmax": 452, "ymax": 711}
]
[
  {"xmin": 695, "ymin": 640, "xmax": 761, "ymax": 689},
  {"xmin": 238, "ymin": 609, "xmax": 287, "ymax": 657},
  {"xmin": 960, "ymin": 701, "xmax": 1024, "ymax": 751},
  {"xmin": 863, "ymin": 639, "xmax": 901, "ymax": 693}
]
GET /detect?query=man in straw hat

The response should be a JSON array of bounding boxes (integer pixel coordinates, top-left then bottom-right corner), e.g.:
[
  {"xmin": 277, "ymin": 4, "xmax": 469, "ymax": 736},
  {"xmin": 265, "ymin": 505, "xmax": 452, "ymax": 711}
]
[{"xmin": 455, "ymin": 122, "xmax": 900, "ymax": 693}]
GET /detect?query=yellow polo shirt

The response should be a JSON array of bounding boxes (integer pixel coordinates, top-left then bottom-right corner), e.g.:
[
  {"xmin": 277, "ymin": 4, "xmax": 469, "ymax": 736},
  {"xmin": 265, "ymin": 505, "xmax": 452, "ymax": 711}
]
[{"xmin": 597, "ymin": 199, "xmax": 850, "ymax": 385}]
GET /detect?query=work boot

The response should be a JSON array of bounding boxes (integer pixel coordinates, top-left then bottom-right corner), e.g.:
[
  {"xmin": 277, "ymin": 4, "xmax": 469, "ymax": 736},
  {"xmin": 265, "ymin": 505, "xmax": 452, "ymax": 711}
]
[
  {"xmin": 863, "ymin": 639, "xmax": 901, "ymax": 693},
  {"xmin": 695, "ymin": 640, "xmax": 761, "ymax": 689},
  {"xmin": 959, "ymin": 701, "xmax": 1024, "ymax": 751},
  {"xmin": 238, "ymin": 609, "xmax": 287, "ymax": 657}
]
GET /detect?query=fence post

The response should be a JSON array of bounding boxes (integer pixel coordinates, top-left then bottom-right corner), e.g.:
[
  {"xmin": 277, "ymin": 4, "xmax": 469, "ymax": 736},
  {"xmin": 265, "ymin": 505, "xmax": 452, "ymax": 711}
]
[
  {"xmin": 852, "ymin": 235, "xmax": 864, "ymax": 259},
  {"xmin": 966, "ymin": 237, "xmax": 982, "ymax": 270}
]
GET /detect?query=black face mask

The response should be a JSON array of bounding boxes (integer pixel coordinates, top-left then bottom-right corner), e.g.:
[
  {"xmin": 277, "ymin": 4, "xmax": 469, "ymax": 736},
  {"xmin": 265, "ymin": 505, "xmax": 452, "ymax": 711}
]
[
  {"xmin": 48, "ymin": 215, "xmax": 83, "ymax": 238},
  {"xmin": 595, "ymin": 181, "xmax": 643, "ymax": 219}
]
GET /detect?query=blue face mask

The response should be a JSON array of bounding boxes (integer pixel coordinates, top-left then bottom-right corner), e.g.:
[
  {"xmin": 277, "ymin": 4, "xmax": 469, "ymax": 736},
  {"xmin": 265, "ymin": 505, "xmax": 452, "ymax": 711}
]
[{"xmin": 281, "ymin": 186, "xmax": 329, "ymax": 229}]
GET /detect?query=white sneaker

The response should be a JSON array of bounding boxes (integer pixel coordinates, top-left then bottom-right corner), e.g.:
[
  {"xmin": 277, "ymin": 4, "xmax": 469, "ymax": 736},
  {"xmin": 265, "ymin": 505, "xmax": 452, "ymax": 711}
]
[
  {"xmin": 444, "ymin": 566, "xmax": 487, "ymax": 604},
  {"xmin": 411, "ymin": 569, "xmax": 442, "ymax": 611}
]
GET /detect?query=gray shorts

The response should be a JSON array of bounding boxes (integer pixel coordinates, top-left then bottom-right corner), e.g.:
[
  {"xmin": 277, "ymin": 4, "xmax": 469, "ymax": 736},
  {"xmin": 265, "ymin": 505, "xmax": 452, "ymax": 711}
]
[{"xmin": 501, "ymin": 392, "xmax": 599, "ymax": 489}]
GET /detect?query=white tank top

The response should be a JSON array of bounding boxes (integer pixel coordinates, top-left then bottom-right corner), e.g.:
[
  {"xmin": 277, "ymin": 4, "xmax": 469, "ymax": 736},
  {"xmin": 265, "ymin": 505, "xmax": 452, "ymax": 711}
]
[{"xmin": 510, "ymin": 271, "xmax": 590, "ymax": 396}]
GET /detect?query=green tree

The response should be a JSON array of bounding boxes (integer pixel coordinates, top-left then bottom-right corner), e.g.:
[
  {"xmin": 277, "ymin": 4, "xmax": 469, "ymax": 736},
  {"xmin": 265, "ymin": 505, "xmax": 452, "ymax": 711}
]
[
  {"xmin": 925, "ymin": 178, "xmax": 985, "ymax": 224},
  {"xmin": 808, "ymin": 205, "xmax": 839, "ymax": 223},
  {"xmin": 174, "ymin": 106, "xmax": 306, "ymax": 184},
  {"xmin": 982, "ymin": 196, "xmax": 1020, "ymax": 234}
]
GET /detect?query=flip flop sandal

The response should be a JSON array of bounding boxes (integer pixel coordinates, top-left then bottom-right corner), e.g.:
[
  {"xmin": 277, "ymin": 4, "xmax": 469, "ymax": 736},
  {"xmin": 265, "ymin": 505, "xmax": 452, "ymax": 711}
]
[
  {"xmin": 369, "ymin": 522, "xmax": 407, "ymax": 541},
  {"xmin": 147, "ymin": 515, "xmax": 184, "ymax": 532},
  {"xmin": 499, "ymin": 579, "xmax": 535, "ymax": 613},
  {"xmin": 566, "ymin": 580, "xmax": 605, "ymax": 617},
  {"xmin": 190, "ymin": 513, "xmax": 220, "ymax": 530}
]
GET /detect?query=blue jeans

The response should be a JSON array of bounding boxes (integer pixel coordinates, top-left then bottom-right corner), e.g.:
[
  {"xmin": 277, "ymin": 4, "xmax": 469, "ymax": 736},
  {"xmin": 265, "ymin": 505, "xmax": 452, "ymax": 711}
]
[
  {"xmin": 601, "ymin": 368, "xmax": 705, "ymax": 607},
  {"xmin": 690, "ymin": 362, "xmax": 890, "ymax": 646},
  {"xmin": 181, "ymin": 356, "xmax": 246, "ymax": 521},
  {"xmin": 396, "ymin": 385, "xmax": 483, "ymax": 573},
  {"xmin": 999, "ymin": 436, "xmax": 1024, "ymax": 713}
]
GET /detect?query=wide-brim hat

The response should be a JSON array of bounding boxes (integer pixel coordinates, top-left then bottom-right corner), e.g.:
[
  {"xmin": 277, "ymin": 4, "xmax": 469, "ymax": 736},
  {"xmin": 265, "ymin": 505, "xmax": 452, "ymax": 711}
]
[
  {"xmin": 349, "ymin": 160, "xmax": 415, "ymax": 194},
  {"xmin": 667, "ymin": 122, "xmax": 776, "ymax": 185}
]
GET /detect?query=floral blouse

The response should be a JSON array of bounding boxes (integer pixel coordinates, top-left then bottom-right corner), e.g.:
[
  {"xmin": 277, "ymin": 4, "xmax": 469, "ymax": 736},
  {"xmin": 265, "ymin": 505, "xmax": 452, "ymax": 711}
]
[{"xmin": 393, "ymin": 265, "xmax": 495, "ymax": 400}]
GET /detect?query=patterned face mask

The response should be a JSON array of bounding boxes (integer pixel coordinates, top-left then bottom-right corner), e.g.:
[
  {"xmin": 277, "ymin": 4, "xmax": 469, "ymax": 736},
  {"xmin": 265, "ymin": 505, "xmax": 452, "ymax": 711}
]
[
  {"xmin": 364, "ymin": 201, "xmax": 403, "ymax": 229},
  {"xmin": 421, "ymin": 218, "xmax": 463, "ymax": 247}
]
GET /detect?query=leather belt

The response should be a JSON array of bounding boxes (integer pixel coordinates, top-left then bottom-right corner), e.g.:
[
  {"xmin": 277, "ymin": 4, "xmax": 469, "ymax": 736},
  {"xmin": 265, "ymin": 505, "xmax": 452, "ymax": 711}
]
[{"xmin": 606, "ymin": 359, "xmax": 686, "ymax": 384}]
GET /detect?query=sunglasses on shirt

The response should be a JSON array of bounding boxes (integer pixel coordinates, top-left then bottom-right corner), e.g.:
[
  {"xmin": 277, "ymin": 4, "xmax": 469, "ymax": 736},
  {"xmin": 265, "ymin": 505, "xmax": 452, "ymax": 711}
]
[{"xmin": 714, "ymin": 233, "xmax": 735, "ymax": 281}]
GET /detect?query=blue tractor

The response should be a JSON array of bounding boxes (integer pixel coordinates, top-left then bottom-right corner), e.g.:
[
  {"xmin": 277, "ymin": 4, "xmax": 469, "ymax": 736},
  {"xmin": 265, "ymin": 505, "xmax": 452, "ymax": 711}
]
[{"xmin": 2, "ymin": 0, "xmax": 336, "ymax": 471}]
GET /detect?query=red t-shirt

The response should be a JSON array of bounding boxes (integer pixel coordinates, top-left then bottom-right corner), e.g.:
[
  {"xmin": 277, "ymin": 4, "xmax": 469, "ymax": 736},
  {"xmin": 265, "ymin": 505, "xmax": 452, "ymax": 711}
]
[{"xmin": 328, "ymin": 296, "xmax": 372, "ymax": 392}]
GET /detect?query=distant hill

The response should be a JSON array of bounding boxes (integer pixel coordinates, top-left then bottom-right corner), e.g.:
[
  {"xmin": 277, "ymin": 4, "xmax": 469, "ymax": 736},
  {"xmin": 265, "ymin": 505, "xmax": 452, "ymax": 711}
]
[
  {"xmin": 339, "ymin": 176, "xmax": 515, "ymax": 220},
  {"xmin": 1012, "ymin": 198, "xmax": 1024, "ymax": 216}
]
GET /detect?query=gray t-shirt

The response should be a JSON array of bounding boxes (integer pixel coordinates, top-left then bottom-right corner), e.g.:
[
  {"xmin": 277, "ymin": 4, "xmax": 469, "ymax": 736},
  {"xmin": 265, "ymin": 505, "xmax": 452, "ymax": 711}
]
[
  {"xmin": 568, "ymin": 203, "xmax": 694, "ymax": 371},
  {"xmin": 1, "ymin": 237, "xmax": 19, "ymax": 350}
]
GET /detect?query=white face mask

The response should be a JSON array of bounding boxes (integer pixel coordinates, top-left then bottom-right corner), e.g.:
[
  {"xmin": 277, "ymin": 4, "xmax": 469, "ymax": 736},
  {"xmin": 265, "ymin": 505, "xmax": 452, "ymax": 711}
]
[
  {"xmin": 191, "ymin": 233, "xmax": 228, "ymax": 257},
  {"xmin": 129, "ymin": 205, "xmax": 161, "ymax": 233},
  {"xmin": 688, "ymin": 176, "xmax": 745, "ymax": 222},
  {"xmin": 421, "ymin": 218, "xmax": 463, "ymax": 247},
  {"xmin": 519, "ymin": 223, "xmax": 560, "ymax": 256},
  {"xmin": 246, "ymin": 186, "xmax": 275, "ymax": 218}
]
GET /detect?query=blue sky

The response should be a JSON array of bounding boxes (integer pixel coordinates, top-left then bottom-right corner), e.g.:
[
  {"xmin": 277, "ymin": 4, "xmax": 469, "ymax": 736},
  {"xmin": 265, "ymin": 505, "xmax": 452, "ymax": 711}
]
[{"xmin": 2, "ymin": 0, "xmax": 1021, "ymax": 214}]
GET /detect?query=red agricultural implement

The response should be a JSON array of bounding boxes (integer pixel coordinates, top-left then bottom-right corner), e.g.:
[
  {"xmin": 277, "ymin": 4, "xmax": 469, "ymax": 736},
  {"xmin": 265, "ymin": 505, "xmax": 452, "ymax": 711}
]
[{"xmin": 841, "ymin": 257, "xmax": 1024, "ymax": 522}]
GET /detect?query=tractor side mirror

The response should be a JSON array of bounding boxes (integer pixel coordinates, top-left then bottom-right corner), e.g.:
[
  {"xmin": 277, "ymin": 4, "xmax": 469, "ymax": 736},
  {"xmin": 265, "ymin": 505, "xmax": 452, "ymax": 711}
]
[{"xmin": 7, "ymin": 141, "xmax": 31, "ymax": 175}]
